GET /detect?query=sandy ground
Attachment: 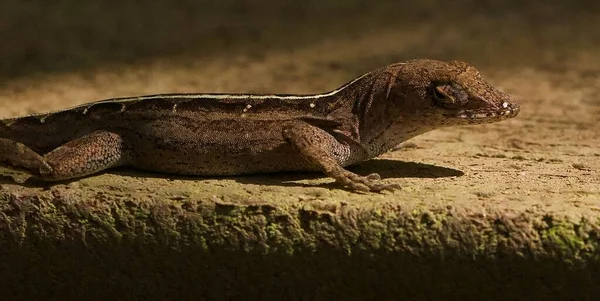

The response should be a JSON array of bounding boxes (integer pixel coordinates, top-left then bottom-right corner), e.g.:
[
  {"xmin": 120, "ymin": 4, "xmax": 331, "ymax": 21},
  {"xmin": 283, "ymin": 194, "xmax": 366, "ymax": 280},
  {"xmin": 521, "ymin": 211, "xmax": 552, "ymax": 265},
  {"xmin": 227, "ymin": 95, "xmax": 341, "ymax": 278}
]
[{"xmin": 0, "ymin": 1, "xmax": 598, "ymax": 218}]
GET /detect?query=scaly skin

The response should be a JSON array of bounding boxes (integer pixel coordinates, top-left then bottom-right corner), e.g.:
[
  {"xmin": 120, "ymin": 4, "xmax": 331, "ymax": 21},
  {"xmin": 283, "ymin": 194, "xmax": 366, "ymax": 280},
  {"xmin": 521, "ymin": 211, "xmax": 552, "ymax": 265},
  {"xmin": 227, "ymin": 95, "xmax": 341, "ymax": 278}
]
[{"xmin": 0, "ymin": 59, "xmax": 519, "ymax": 192}]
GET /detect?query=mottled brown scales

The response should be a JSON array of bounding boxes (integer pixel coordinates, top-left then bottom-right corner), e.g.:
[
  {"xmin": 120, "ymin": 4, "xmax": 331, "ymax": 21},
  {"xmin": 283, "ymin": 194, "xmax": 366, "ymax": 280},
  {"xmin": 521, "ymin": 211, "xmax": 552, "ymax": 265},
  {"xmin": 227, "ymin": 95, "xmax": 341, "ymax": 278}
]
[
  {"xmin": 0, "ymin": 59, "xmax": 519, "ymax": 192},
  {"xmin": 42, "ymin": 131, "xmax": 125, "ymax": 180}
]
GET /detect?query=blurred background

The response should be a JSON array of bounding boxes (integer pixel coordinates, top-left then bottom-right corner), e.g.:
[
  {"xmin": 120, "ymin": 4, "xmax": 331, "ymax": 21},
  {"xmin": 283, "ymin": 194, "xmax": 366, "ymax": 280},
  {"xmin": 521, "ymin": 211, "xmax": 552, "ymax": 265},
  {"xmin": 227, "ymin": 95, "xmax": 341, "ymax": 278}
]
[{"xmin": 0, "ymin": 0, "xmax": 598, "ymax": 81}]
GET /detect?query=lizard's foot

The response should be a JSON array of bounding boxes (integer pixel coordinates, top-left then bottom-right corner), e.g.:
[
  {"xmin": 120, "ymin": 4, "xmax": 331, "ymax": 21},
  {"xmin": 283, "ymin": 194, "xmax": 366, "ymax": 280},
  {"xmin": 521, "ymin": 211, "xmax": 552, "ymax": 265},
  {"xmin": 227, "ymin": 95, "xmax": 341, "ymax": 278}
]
[
  {"xmin": 282, "ymin": 122, "xmax": 400, "ymax": 193},
  {"xmin": 0, "ymin": 131, "xmax": 126, "ymax": 183},
  {"xmin": 0, "ymin": 139, "xmax": 52, "ymax": 180},
  {"xmin": 332, "ymin": 170, "xmax": 401, "ymax": 193}
]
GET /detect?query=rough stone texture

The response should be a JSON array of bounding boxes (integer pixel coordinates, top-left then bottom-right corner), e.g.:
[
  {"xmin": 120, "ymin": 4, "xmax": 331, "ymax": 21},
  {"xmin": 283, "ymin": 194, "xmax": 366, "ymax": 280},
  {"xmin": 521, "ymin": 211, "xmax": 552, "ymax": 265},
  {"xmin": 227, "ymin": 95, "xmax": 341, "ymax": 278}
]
[
  {"xmin": 0, "ymin": 0, "xmax": 599, "ymax": 300},
  {"xmin": 1, "ymin": 186, "xmax": 599, "ymax": 300}
]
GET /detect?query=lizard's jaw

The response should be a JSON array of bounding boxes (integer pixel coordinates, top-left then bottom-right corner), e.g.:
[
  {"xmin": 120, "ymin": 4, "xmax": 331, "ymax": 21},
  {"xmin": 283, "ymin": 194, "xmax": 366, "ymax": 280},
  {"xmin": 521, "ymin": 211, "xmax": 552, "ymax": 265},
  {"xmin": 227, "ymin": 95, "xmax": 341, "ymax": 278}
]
[{"xmin": 452, "ymin": 101, "xmax": 520, "ymax": 123}]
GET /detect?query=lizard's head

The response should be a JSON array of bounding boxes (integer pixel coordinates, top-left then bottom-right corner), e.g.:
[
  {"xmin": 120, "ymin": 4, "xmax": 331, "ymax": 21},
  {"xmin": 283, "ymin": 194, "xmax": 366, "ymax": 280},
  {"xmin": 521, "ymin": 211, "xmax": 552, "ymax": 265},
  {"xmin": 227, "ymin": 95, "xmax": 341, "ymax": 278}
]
[{"xmin": 391, "ymin": 59, "xmax": 520, "ymax": 127}]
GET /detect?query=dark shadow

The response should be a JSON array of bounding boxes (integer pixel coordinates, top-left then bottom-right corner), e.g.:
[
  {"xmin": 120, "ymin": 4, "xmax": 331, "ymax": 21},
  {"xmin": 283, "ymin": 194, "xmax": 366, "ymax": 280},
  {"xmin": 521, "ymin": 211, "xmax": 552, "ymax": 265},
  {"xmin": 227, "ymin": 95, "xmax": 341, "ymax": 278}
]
[
  {"xmin": 114, "ymin": 159, "xmax": 463, "ymax": 189},
  {"xmin": 348, "ymin": 159, "xmax": 464, "ymax": 179},
  {"xmin": 0, "ymin": 159, "xmax": 463, "ymax": 191},
  {"xmin": 230, "ymin": 159, "xmax": 463, "ymax": 188},
  {"xmin": 0, "ymin": 174, "xmax": 91, "ymax": 188},
  {"xmin": 232, "ymin": 159, "xmax": 463, "ymax": 189}
]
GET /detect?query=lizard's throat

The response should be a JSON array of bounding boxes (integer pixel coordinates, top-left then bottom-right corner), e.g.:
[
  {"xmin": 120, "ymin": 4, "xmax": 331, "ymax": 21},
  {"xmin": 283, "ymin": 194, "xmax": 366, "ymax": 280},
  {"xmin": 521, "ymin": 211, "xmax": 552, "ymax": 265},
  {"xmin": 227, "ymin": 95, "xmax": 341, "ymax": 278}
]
[{"xmin": 362, "ymin": 124, "xmax": 433, "ymax": 157}]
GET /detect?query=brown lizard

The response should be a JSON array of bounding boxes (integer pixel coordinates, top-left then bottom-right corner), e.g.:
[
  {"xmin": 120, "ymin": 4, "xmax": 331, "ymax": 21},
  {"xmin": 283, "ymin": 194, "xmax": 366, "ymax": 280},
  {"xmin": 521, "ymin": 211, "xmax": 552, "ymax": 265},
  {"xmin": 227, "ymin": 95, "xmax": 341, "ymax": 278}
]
[{"xmin": 0, "ymin": 59, "xmax": 519, "ymax": 192}]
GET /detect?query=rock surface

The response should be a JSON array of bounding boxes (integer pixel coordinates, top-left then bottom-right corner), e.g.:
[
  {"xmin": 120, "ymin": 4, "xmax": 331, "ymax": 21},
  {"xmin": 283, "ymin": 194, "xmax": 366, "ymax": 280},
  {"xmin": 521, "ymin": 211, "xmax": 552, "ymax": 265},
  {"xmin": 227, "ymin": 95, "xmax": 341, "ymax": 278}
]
[{"xmin": 0, "ymin": 1, "xmax": 598, "ymax": 300}]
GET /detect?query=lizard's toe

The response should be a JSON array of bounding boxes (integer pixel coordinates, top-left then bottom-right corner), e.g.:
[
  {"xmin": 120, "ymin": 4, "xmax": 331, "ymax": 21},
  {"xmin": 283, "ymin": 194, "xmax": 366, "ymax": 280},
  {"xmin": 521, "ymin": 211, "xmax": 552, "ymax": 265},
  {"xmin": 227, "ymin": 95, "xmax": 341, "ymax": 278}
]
[
  {"xmin": 349, "ymin": 174, "xmax": 400, "ymax": 193},
  {"xmin": 348, "ymin": 182, "xmax": 370, "ymax": 192},
  {"xmin": 329, "ymin": 169, "xmax": 398, "ymax": 193},
  {"xmin": 365, "ymin": 173, "xmax": 381, "ymax": 180},
  {"xmin": 362, "ymin": 181, "xmax": 401, "ymax": 193},
  {"xmin": 378, "ymin": 182, "xmax": 402, "ymax": 192}
]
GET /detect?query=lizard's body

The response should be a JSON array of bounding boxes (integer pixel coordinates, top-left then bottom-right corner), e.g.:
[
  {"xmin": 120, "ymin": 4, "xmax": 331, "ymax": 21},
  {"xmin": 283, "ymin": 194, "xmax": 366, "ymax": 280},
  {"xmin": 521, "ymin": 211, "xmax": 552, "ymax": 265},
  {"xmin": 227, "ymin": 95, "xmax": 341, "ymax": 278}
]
[{"xmin": 0, "ymin": 60, "xmax": 520, "ymax": 191}]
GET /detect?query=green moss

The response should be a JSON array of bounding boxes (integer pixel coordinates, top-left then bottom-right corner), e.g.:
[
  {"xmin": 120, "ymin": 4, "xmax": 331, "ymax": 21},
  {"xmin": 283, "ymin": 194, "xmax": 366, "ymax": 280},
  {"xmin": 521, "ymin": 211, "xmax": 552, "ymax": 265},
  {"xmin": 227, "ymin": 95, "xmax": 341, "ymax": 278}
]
[
  {"xmin": 538, "ymin": 216, "xmax": 594, "ymax": 261},
  {"xmin": 2, "ymin": 189, "xmax": 600, "ymax": 300}
]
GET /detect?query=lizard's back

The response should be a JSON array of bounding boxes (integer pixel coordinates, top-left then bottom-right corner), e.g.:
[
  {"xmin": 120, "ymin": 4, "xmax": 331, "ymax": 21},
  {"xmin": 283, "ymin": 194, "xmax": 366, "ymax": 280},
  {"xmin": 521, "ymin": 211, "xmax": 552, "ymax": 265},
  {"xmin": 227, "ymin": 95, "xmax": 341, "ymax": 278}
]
[{"xmin": 0, "ymin": 93, "xmax": 354, "ymax": 175}]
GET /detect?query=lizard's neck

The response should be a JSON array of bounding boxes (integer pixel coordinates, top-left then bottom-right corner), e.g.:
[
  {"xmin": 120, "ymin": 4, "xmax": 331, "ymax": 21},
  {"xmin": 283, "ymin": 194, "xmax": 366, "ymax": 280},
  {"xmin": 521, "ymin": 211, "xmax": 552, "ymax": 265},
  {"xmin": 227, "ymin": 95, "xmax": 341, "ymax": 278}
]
[{"xmin": 338, "ymin": 64, "xmax": 435, "ymax": 157}]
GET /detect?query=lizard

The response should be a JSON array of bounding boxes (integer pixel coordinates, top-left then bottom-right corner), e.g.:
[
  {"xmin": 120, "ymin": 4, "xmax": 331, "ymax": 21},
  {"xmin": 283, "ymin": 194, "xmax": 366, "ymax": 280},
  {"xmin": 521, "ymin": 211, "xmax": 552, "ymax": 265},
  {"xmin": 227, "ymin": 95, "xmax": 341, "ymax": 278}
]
[{"xmin": 0, "ymin": 59, "xmax": 520, "ymax": 192}]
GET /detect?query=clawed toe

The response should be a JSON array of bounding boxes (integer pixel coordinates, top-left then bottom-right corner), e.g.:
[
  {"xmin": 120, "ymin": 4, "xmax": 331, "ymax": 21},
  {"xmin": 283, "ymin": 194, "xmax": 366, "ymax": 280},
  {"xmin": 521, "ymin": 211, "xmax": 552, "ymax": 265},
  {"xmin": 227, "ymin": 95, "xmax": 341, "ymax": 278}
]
[
  {"xmin": 349, "ymin": 182, "xmax": 370, "ymax": 192},
  {"xmin": 372, "ymin": 182, "xmax": 402, "ymax": 192},
  {"xmin": 327, "ymin": 167, "xmax": 400, "ymax": 193},
  {"xmin": 365, "ymin": 173, "xmax": 381, "ymax": 180},
  {"xmin": 345, "ymin": 174, "xmax": 400, "ymax": 193}
]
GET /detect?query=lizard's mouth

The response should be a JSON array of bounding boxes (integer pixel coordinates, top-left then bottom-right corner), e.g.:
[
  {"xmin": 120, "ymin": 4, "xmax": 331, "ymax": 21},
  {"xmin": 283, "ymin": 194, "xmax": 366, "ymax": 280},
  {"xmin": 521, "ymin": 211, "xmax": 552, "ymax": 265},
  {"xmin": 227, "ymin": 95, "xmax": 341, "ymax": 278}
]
[{"xmin": 453, "ymin": 101, "xmax": 520, "ymax": 122}]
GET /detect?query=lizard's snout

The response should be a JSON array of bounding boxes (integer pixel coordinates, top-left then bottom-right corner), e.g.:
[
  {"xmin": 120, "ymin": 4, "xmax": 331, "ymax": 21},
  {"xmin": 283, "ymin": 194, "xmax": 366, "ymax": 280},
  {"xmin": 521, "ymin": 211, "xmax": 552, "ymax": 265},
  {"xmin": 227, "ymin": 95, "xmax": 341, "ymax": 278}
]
[
  {"xmin": 507, "ymin": 102, "xmax": 520, "ymax": 117},
  {"xmin": 500, "ymin": 100, "xmax": 520, "ymax": 118},
  {"xmin": 452, "ymin": 99, "xmax": 520, "ymax": 122}
]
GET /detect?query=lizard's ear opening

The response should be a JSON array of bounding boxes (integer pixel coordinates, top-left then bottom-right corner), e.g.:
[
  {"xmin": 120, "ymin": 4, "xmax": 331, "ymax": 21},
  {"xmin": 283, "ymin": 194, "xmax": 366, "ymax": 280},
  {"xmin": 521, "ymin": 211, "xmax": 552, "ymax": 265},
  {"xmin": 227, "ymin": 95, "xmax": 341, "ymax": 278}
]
[{"xmin": 432, "ymin": 83, "xmax": 468, "ymax": 109}]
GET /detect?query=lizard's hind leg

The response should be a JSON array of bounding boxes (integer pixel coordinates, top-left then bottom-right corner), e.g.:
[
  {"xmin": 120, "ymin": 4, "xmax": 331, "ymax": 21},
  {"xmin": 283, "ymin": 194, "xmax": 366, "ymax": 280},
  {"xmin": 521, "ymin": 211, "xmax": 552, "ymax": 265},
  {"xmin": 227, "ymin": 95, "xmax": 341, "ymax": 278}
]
[{"xmin": 0, "ymin": 130, "xmax": 127, "ymax": 182}]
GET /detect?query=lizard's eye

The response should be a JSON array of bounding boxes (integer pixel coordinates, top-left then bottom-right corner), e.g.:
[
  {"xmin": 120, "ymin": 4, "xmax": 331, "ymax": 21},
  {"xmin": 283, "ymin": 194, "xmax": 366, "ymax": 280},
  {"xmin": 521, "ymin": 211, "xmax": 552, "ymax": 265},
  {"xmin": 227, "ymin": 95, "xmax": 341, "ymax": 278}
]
[
  {"xmin": 433, "ymin": 83, "xmax": 469, "ymax": 109},
  {"xmin": 433, "ymin": 84, "xmax": 455, "ymax": 103}
]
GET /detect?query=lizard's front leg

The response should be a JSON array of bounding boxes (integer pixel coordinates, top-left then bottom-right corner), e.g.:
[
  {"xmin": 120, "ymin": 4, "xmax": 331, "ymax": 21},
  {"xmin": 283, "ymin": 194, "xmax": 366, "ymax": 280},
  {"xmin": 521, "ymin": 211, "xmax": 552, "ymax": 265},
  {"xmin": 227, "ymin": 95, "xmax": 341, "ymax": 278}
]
[
  {"xmin": 283, "ymin": 122, "xmax": 400, "ymax": 192},
  {"xmin": 0, "ymin": 130, "xmax": 127, "ymax": 182}
]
